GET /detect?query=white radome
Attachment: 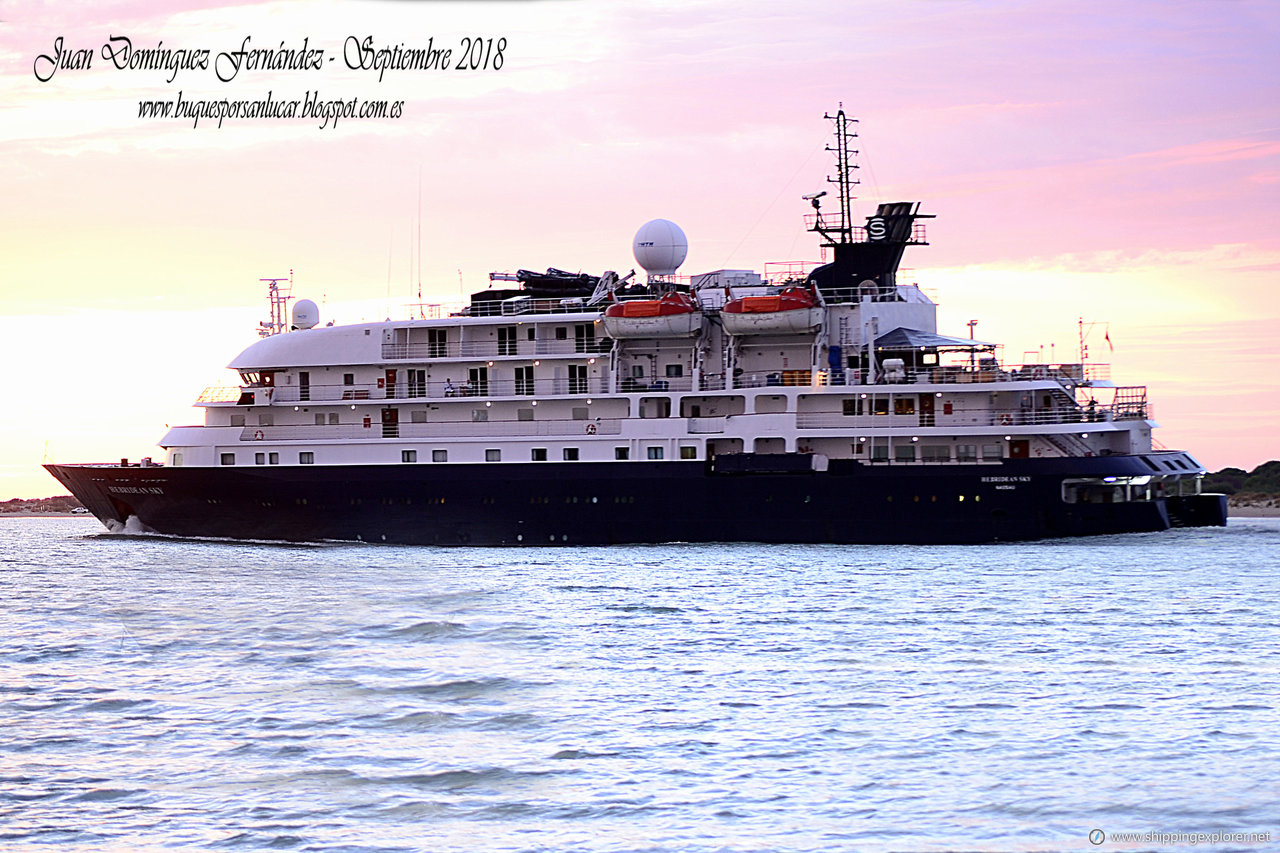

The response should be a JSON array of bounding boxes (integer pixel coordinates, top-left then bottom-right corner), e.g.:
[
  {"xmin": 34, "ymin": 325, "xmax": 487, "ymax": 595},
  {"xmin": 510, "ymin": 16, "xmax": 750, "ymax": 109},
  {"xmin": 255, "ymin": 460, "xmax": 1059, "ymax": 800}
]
[
  {"xmin": 632, "ymin": 219, "xmax": 688, "ymax": 276},
  {"xmin": 292, "ymin": 299, "xmax": 319, "ymax": 330}
]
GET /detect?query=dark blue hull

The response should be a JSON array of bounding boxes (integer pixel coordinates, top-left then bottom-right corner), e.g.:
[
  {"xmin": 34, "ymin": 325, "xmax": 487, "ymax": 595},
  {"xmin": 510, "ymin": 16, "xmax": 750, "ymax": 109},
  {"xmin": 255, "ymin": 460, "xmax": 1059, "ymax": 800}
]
[{"xmin": 45, "ymin": 455, "xmax": 1226, "ymax": 546}]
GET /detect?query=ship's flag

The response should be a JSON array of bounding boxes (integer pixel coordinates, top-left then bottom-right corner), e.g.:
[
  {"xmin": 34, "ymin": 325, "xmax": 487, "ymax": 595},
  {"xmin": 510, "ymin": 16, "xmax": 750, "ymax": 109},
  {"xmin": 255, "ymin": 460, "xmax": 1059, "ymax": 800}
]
[{"xmin": 1105, "ymin": 329, "xmax": 1113, "ymax": 351}]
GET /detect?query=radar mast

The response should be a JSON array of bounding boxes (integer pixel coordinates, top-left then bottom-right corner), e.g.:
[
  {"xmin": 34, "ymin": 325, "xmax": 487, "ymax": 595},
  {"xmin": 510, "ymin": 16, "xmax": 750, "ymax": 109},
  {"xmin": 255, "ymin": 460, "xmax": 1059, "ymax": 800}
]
[{"xmin": 809, "ymin": 106, "xmax": 859, "ymax": 247}]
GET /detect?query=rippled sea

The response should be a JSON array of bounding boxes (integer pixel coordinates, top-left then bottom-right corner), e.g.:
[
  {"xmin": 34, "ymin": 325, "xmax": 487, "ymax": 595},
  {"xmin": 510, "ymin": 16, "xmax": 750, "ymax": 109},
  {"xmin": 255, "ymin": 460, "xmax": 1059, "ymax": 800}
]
[{"xmin": 3, "ymin": 518, "xmax": 1278, "ymax": 852}]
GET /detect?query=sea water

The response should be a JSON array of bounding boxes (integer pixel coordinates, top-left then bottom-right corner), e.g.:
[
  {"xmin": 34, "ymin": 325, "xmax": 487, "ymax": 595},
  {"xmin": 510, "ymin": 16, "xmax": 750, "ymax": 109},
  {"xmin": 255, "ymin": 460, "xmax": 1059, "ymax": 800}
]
[{"xmin": 1, "ymin": 517, "xmax": 1277, "ymax": 852}]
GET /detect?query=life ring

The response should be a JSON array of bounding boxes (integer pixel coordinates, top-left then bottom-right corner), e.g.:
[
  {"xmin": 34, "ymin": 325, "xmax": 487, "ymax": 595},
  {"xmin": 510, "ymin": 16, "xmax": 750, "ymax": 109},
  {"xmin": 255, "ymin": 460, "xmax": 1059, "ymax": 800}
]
[
  {"xmin": 253, "ymin": 429, "xmax": 265, "ymax": 440},
  {"xmin": 585, "ymin": 423, "xmax": 598, "ymax": 435},
  {"xmin": 998, "ymin": 414, "xmax": 1012, "ymax": 426}
]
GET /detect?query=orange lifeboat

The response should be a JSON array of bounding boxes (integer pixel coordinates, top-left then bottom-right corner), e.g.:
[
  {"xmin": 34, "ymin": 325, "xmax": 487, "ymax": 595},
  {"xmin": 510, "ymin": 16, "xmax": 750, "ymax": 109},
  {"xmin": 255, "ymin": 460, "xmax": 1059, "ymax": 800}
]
[
  {"xmin": 601, "ymin": 292, "xmax": 702, "ymax": 339},
  {"xmin": 721, "ymin": 285, "xmax": 823, "ymax": 335}
]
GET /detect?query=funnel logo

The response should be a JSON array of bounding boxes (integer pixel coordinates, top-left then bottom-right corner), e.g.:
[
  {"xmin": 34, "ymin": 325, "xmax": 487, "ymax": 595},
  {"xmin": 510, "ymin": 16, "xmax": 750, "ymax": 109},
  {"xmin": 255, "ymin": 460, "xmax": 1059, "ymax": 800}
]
[{"xmin": 867, "ymin": 217, "xmax": 887, "ymax": 241}]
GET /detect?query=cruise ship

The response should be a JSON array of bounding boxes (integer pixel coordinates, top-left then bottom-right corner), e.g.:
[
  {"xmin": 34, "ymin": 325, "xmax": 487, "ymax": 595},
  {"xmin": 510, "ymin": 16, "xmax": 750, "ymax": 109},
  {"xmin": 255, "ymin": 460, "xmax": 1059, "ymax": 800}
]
[{"xmin": 46, "ymin": 109, "xmax": 1227, "ymax": 544}]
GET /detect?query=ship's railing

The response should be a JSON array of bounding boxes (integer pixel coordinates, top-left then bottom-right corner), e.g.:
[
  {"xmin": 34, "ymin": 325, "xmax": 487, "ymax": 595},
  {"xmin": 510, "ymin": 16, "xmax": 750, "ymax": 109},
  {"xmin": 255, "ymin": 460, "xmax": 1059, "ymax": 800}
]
[
  {"xmin": 268, "ymin": 376, "xmax": 611, "ymax": 404},
  {"xmin": 240, "ymin": 418, "xmax": 623, "ymax": 442},
  {"xmin": 788, "ymin": 363, "xmax": 1111, "ymax": 388},
  {"xmin": 795, "ymin": 403, "xmax": 1145, "ymax": 430},
  {"xmin": 196, "ymin": 385, "xmax": 244, "ymax": 403},
  {"xmin": 699, "ymin": 374, "xmax": 727, "ymax": 391},
  {"xmin": 802, "ymin": 215, "xmax": 929, "ymax": 244},
  {"xmin": 762, "ymin": 261, "xmax": 822, "ymax": 283},
  {"xmin": 617, "ymin": 376, "xmax": 694, "ymax": 393},
  {"xmin": 463, "ymin": 297, "xmax": 602, "ymax": 317},
  {"xmin": 381, "ymin": 338, "xmax": 612, "ymax": 360}
]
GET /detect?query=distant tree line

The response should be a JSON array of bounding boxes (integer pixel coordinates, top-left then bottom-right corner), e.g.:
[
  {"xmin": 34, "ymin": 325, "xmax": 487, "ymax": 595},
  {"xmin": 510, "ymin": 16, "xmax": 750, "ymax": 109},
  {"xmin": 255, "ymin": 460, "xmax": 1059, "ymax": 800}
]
[
  {"xmin": 0, "ymin": 495, "xmax": 85, "ymax": 513},
  {"xmin": 1203, "ymin": 461, "xmax": 1280, "ymax": 497}
]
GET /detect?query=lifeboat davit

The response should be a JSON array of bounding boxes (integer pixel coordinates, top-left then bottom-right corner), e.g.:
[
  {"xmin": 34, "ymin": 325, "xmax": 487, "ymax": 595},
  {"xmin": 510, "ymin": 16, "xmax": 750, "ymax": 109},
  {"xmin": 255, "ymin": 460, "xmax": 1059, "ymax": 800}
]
[
  {"xmin": 720, "ymin": 285, "xmax": 823, "ymax": 336},
  {"xmin": 602, "ymin": 292, "xmax": 702, "ymax": 339}
]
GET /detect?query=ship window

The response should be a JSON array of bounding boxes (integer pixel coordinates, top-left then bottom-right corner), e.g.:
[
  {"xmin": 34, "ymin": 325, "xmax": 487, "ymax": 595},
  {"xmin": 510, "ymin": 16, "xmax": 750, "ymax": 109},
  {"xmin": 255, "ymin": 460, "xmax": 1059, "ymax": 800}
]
[
  {"xmin": 921, "ymin": 445, "xmax": 950, "ymax": 462},
  {"xmin": 563, "ymin": 448, "xmax": 579, "ymax": 461},
  {"xmin": 871, "ymin": 444, "xmax": 889, "ymax": 461},
  {"xmin": 411, "ymin": 411, "xmax": 427, "ymax": 423},
  {"xmin": 517, "ymin": 409, "xmax": 534, "ymax": 422},
  {"xmin": 258, "ymin": 413, "xmax": 273, "ymax": 426},
  {"xmin": 315, "ymin": 414, "xmax": 326, "ymax": 425},
  {"xmin": 531, "ymin": 448, "xmax": 547, "ymax": 461},
  {"xmin": 472, "ymin": 409, "xmax": 489, "ymax": 422},
  {"xmin": 615, "ymin": 447, "xmax": 629, "ymax": 460},
  {"xmin": 329, "ymin": 413, "xmax": 339, "ymax": 425},
  {"xmin": 873, "ymin": 397, "xmax": 889, "ymax": 416},
  {"xmin": 486, "ymin": 449, "xmax": 501, "ymax": 462},
  {"xmin": 344, "ymin": 373, "xmax": 354, "ymax": 385},
  {"xmin": 572, "ymin": 407, "xmax": 588, "ymax": 420},
  {"xmin": 255, "ymin": 452, "xmax": 265, "ymax": 465},
  {"xmin": 527, "ymin": 327, "xmax": 535, "ymax": 341},
  {"xmin": 556, "ymin": 327, "xmax": 567, "ymax": 340},
  {"xmin": 631, "ymin": 364, "xmax": 645, "ymax": 378},
  {"xmin": 982, "ymin": 444, "xmax": 1003, "ymax": 460},
  {"xmin": 172, "ymin": 453, "xmax": 183, "ymax": 467},
  {"xmin": 647, "ymin": 446, "xmax": 664, "ymax": 460},
  {"xmin": 956, "ymin": 444, "xmax": 978, "ymax": 462},
  {"xmin": 665, "ymin": 364, "xmax": 684, "ymax": 378},
  {"xmin": 680, "ymin": 446, "xmax": 697, "ymax": 460},
  {"xmin": 299, "ymin": 452, "xmax": 314, "ymax": 464},
  {"xmin": 894, "ymin": 397, "xmax": 915, "ymax": 416},
  {"xmin": 895, "ymin": 445, "xmax": 916, "ymax": 462},
  {"xmin": 432, "ymin": 449, "xmax": 447, "ymax": 463},
  {"xmin": 842, "ymin": 398, "xmax": 863, "ymax": 416},
  {"xmin": 230, "ymin": 414, "xmax": 245, "ymax": 427},
  {"xmin": 220, "ymin": 453, "xmax": 235, "ymax": 466},
  {"xmin": 269, "ymin": 452, "xmax": 279, "ymax": 465},
  {"xmin": 402, "ymin": 450, "xmax": 417, "ymax": 463}
]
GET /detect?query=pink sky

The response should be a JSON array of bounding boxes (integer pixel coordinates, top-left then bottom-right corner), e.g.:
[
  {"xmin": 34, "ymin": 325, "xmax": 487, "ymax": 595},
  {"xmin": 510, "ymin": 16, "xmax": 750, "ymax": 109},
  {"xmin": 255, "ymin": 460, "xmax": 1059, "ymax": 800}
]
[{"xmin": 1, "ymin": 0, "xmax": 1277, "ymax": 497}]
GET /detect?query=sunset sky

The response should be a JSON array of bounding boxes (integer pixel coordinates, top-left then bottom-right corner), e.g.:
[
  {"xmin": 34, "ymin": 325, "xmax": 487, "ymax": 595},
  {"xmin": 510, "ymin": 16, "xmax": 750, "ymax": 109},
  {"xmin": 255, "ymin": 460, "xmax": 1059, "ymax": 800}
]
[{"xmin": 2, "ymin": 0, "xmax": 1277, "ymax": 498}]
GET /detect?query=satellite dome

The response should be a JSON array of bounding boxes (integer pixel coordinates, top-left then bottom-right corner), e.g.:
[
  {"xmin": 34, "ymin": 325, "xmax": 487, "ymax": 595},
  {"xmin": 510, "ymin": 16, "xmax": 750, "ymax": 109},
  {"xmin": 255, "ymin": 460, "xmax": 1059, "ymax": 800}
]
[
  {"xmin": 292, "ymin": 299, "xmax": 319, "ymax": 330},
  {"xmin": 632, "ymin": 219, "xmax": 688, "ymax": 277}
]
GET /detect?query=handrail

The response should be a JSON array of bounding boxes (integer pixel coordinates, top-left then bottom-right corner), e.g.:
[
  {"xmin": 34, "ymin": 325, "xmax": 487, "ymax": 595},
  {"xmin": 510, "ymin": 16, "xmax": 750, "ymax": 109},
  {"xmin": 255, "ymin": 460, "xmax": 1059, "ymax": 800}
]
[
  {"xmin": 796, "ymin": 404, "xmax": 1144, "ymax": 430},
  {"xmin": 381, "ymin": 338, "xmax": 611, "ymax": 360},
  {"xmin": 196, "ymin": 386, "xmax": 243, "ymax": 403},
  {"xmin": 266, "ymin": 376, "xmax": 611, "ymax": 404},
  {"xmin": 240, "ymin": 418, "xmax": 623, "ymax": 442}
]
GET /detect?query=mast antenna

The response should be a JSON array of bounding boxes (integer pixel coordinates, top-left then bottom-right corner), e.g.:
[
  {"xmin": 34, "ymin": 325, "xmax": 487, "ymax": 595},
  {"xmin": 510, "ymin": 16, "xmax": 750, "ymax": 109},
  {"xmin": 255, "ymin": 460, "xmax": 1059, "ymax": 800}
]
[
  {"xmin": 259, "ymin": 276, "xmax": 292, "ymax": 337},
  {"xmin": 810, "ymin": 105, "xmax": 859, "ymax": 246}
]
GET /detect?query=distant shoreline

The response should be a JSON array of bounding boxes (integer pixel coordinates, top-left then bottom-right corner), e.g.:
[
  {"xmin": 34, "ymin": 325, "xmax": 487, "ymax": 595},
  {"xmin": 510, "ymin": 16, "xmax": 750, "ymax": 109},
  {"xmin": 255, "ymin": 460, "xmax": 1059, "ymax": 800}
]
[{"xmin": 1228, "ymin": 506, "xmax": 1280, "ymax": 518}]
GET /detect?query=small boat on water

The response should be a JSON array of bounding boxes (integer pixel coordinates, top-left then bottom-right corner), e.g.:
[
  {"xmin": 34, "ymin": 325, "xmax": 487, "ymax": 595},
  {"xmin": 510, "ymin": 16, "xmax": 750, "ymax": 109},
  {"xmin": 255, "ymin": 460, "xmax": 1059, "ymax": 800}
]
[
  {"xmin": 721, "ymin": 285, "xmax": 823, "ymax": 335},
  {"xmin": 602, "ymin": 291, "xmax": 702, "ymax": 339}
]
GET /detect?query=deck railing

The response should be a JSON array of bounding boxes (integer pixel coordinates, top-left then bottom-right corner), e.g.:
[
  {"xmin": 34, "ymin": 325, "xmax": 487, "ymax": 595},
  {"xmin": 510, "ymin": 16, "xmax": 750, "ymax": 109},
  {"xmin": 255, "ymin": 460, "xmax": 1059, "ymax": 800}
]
[
  {"xmin": 239, "ymin": 418, "xmax": 623, "ymax": 442},
  {"xmin": 796, "ymin": 403, "xmax": 1146, "ymax": 430},
  {"xmin": 381, "ymin": 338, "xmax": 611, "ymax": 360}
]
